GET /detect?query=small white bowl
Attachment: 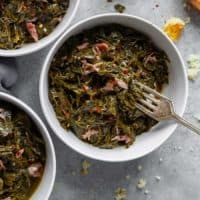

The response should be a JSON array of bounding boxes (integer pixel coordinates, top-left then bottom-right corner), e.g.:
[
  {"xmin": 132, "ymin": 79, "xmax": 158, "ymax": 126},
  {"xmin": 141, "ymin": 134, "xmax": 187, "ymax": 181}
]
[
  {"xmin": 40, "ymin": 14, "xmax": 188, "ymax": 162},
  {"xmin": 0, "ymin": 0, "xmax": 80, "ymax": 57},
  {"xmin": 0, "ymin": 92, "xmax": 56, "ymax": 199}
]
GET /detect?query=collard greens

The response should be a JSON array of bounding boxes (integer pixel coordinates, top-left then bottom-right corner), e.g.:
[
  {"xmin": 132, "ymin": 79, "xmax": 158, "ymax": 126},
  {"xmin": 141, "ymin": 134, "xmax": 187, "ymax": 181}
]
[
  {"xmin": 0, "ymin": 102, "xmax": 46, "ymax": 200},
  {"xmin": 49, "ymin": 24, "xmax": 169, "ymax": 149},
  {"xmin": 0, "ymin": 0, "xmax": 69, "ymax": 49}
]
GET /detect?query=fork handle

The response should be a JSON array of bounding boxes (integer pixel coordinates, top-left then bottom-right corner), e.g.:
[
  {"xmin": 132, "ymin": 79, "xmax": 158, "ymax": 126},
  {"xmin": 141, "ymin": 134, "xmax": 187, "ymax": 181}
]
[{"xmin": 172, "ymin": 113, "xmax": 200, "ymax": 135}]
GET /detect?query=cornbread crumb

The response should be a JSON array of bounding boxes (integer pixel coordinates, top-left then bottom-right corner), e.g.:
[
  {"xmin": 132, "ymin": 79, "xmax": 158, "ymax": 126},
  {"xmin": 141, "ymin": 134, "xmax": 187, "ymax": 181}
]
[
  {"xmin": 163, "ymin": 17, "xmax": 185, "ymax": 41},
  {"xmin": 126, "ymin": 175, "xmax": 131, "ymax": 180},
  {"xmin": 178, "ymin": 146, "xmax": 182, "ymax": 151},
  {"xmin": 71, "ymin": 170, "xmax": 76, "ymax": 176},
  {"xmin": 185, "ymin": 17, "xmax": 191, "ymax": 24},
  {"xmin": 144, "ymin": 189, "xmax": 149, "ymax": 195},
  {"xmin": 137, "ymin": 165, "xmax": 143, "ymax": 172},
  {"xmin": 187, "ymin": 54, "xmax": 200, "ymax": 80},
  {"xmin": 80, "ymin": 160, "xmax": 90, "ymax": 176},
  {"xmin": 114, "ymin": 188, "xmax": 127, "ymax": 200},
  {"xmin": 155, "ymin": 176, "xmax": 161, "ymax": 181},
  {"xmin": 137, "ymin": 178, "xmax": 147, "ymax": 190}
]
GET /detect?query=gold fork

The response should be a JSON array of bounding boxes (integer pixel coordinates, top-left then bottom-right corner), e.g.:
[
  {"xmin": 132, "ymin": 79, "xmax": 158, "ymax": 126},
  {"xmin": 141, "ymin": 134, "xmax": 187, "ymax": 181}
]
[{"xmin": 134, "ymin": 82, "xmax": 200, "ymax": 134}]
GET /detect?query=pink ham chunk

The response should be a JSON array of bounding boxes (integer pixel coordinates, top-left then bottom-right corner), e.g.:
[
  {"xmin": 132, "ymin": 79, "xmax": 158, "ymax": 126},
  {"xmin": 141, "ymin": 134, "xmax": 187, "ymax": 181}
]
[
  {"xmin": 82, "ymin": 129, "xmax": 98, "ymax": 141},
  {"xmin": 0, "ymin": 108, "xmax": 9, "ymax": 121},
  {"xmin": 103, "ymin": 81, "xmax": 115, "ymax": 91},
  {"xmin": 26, "ymin": 22, "xmax": 39, "ymax": 42},
  {"xmin": 112, "ymin": 135, "xmax": 132, "ymax": 144},
  {"xmin": 82, "ymin": 60, "xmax": 102, "ymax": 75},
  {"xmin": 15, "ymin": 148, "xmax": 24, "ymax": 159},
  {"xmin": 103, "ymin": 78, "xmax": 128, "ymax": 91},
  {"xmin": 115, "ymin": 78, "xmax": 128, "ymax": 89},
  {"xmin": 77, "ymin": 42, "xmax": 89, "ymax": 51},
  {"xmin": 0, "ymin": 160, "xmax": 5, "ymax": 171},
  {"xmin": 144, "ymin": 53, "xmax": 157, "ymax": 66},
  {"xmin": 28, "ymin": 162, "xmax": 43, "ymax": 177},
  {"xmin": 95, "ymin": 43, "xmax": 109, "ymax": 52}
]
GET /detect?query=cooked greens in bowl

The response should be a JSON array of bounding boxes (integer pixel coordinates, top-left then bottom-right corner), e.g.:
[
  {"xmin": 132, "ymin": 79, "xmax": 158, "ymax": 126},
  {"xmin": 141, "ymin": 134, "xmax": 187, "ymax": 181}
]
[
  {"xmin": 48, "ymin": 24, "xmax": 169, "ymax": 149},
  {"xmin": 0, "ymin": 101, "xmax": 46, "ymax": 200},
  {"xmin": 0, "ymin": 0, "xmax": 69, "ymax": 49}
]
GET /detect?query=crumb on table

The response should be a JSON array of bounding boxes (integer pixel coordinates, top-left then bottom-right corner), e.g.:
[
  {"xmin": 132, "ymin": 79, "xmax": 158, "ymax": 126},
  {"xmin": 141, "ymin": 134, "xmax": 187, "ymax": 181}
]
[{"xmin": 80, "ymin": 160, "xmax": 91, "ymax": 176}]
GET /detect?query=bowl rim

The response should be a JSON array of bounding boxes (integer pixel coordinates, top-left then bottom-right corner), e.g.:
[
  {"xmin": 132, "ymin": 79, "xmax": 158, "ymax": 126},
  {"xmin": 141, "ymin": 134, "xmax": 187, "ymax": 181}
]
[
  {"xmin": 0, "ymin": 0, "xmax": 80, "ymax": 57},
  {"xmin": 40, "ymin": 13, "xmax": 188, "ymax": 162},
  {"xmin": 0, "ymin": 92, "xmax": 56, "ymax": 199}
]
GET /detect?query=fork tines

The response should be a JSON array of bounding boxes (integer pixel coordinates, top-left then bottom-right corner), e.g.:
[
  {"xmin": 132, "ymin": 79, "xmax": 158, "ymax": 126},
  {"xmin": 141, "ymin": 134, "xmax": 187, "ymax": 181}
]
[{"xmin": 133, "ymin": 81, "xmax": 163, "ymax": 115}]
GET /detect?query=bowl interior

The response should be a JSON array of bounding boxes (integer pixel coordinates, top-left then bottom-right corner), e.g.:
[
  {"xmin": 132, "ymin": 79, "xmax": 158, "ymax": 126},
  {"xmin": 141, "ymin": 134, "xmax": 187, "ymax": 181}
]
[
  {"xmin": 40, "ymin": 14, "xmax": 188, "ymax": 162},
  {"xmin": 0, "ymin": 92, "xmax": 56, "ymax": 200},
  {"xmin": 0, "ymin": 0, "xmax": 80, "ymax": 57}
]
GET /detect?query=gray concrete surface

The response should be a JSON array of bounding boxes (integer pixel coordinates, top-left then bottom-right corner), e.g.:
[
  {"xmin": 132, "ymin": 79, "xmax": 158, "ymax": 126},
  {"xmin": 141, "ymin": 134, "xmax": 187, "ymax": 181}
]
[{"xmin": 3, "ymin": 0, "xmax": 200, "ymax": 199}]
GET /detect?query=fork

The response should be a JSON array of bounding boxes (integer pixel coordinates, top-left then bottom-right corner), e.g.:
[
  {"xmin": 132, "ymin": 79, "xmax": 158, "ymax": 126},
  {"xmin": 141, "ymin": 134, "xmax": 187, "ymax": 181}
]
[{"xmin": 134, "ymin": 82, "xmax": 200, "ymax": 134}]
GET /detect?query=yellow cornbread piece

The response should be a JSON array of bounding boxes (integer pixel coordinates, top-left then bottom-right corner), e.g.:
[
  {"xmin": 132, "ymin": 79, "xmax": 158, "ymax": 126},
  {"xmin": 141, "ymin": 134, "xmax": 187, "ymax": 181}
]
[{"xmin": 163, "ymin": 17, "xmax": 185, "ymax": 42}]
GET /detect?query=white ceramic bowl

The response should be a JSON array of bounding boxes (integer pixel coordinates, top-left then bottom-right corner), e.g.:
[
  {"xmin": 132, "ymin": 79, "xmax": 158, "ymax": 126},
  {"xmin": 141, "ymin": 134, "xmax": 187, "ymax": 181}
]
[
  {"xmin": 0, "ymin": 92, "xmax": 56, "ymax": 199},
  {"xmin": 40, "ymin": 14, "xmax": 188, "ymax": 162},
  {"xmin": 0, "ymin": 0, "xmax": 80, "ymax": 57}
]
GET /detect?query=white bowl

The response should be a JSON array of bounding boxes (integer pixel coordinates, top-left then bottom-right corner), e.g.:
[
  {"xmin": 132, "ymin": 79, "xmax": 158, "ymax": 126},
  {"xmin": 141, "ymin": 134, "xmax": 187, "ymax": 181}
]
[
  {"xmin": 0, "ymin": 92, "xmax": 56, "ymax": 199},
  {"xmin": 0, "ymin": 0, "xmax": 80, "ymax": 57},
  {"xmin": 40, "ymin": 14, "xmax": 188, "ymax": 162}
]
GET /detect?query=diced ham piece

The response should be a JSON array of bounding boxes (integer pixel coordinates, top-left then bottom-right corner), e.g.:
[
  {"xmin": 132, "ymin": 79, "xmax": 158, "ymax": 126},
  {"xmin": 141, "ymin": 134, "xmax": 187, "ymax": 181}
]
[
  {"xmin": 95, "ymin": 43, "xmax": 109, "ymax": 52},
  {"xmin": 144, "ymin": 53, "xmax": 157, "ymax": 66},
  {"xmin": 26, "ymin": 22, "xmax": 39, "ymax": 42},
  {"xmin": 82, "ymin": 129, "xmax": 98, "ymax": 141},
  {"xmin": 82, "ymin": 60, "xmax": 101, "ymax": 75},
  {"xmin": 0, "ymin": 160, "xmax": 5, "ymax": 171},
  {"xmin": 122, "ymin": 69, "xmax": 129, "ymax": 75},
  {"xmin": 15, "ymin": 148, "xmax": 24, "ymax": 159},
  {"xmin": 103, "ymin": 81, "xmax": 115, "ymax": 91},
  {"xmin": 115, "ymin": 78, "xmax": 128, "ymax": 89},
  {"xmin": 2, "ymin": 197, "xmax": 12, "ymax": 200},
  {"xmin": 103, "ymin": 78, "xmax": 128, "ymax": 91},
  {"xmin": 83, "ymin": 65, "xmax": 100, "ymax": 75},
  {"xmin": 77, "ymin": 42, "xmax": 89, "ymax": 51},
  {"xmin": 62, "ymin": 111, "xmax": 70, "ymax": 119},
  {"xmin": 112, "ymin": 135, "xmax": 132, "ymax": 144},
  {"xmin": 83, "ymin": 85, "xmax": 89, "ymax": 92},
  {"xmin": 0, "ymin": 108, "xmax": 8, "ymax": 121},
  {"xmin": 89, "ymin": 107, "xmax": 104, "ymax": 114},
  {"xmin": 28, "ymin": 162, "xmax": 43, "ymax": 178}
]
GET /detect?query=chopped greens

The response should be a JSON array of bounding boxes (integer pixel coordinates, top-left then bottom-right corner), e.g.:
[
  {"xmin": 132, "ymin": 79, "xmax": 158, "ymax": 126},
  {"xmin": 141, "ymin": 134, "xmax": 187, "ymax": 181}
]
[
  {"xmin": 114, "ymin": 4, "xmax": 126, "ymax": 13},
  {"xmin": 0, "ymin": 0, "xmax": 69, "ymax": 49},
  {"xmin": 49, "ymin": 24, "xmax": 169, "ymax": 149},
  {"xmin": 0, "ymin": 102, "xmax": 46, "ymax": 200}
]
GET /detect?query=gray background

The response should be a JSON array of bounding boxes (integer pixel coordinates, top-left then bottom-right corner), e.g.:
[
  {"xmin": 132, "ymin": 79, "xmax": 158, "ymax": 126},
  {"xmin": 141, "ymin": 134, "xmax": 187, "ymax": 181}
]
[{"xmin": 4, "ymin": 0, "xmax": 200, "ymax": 199}]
